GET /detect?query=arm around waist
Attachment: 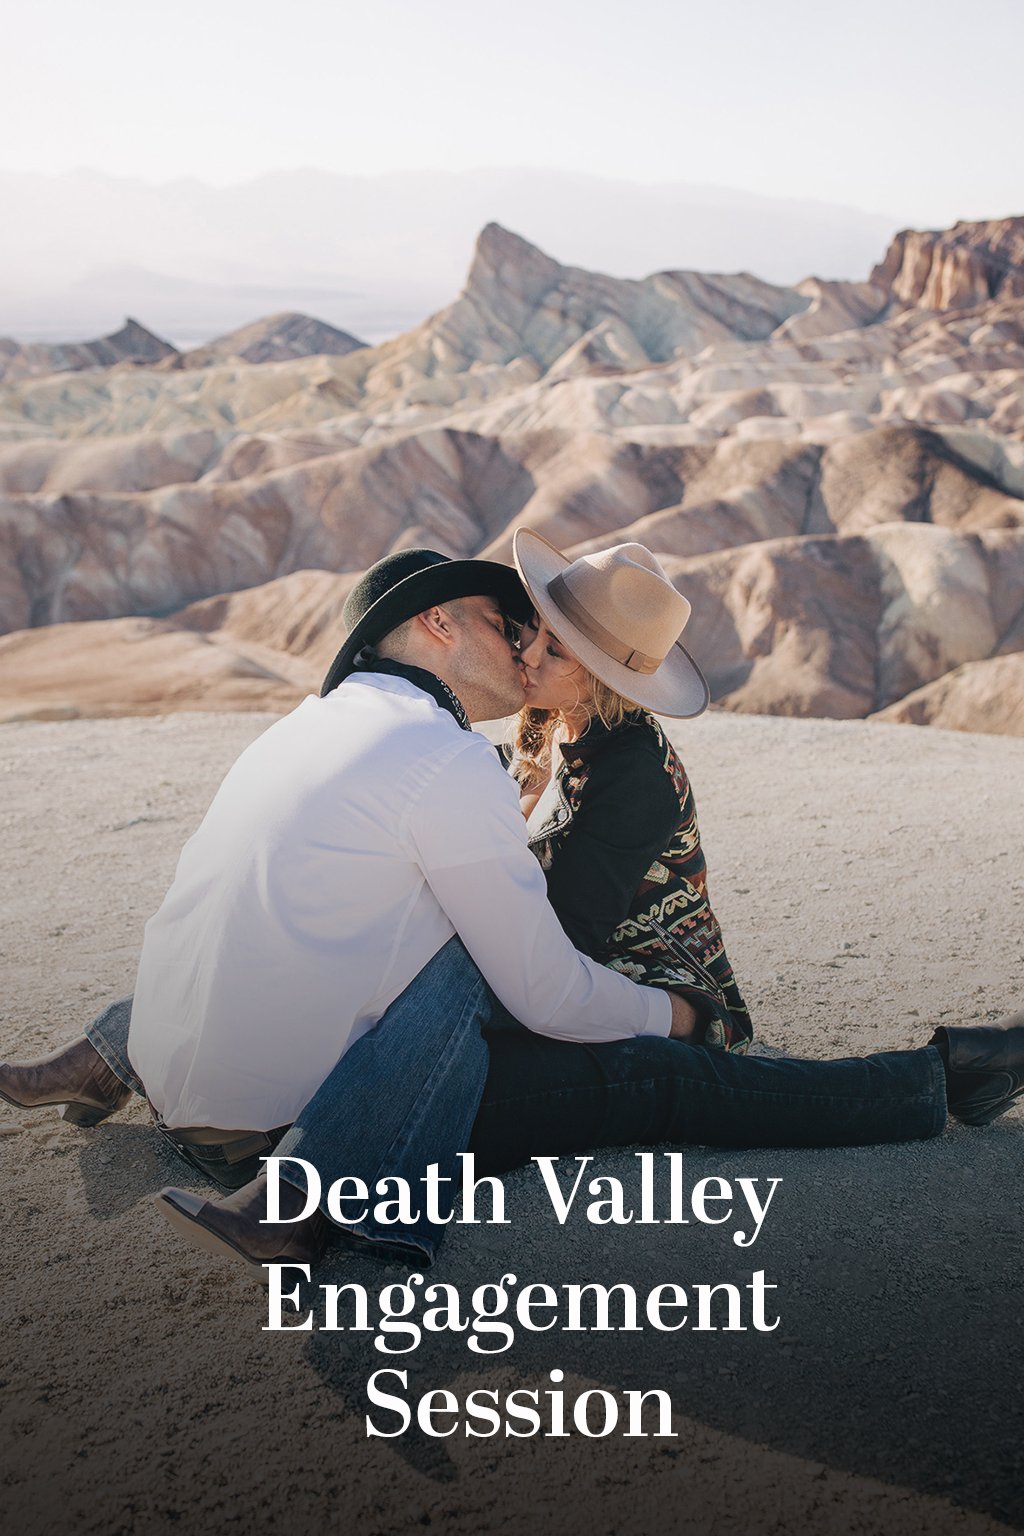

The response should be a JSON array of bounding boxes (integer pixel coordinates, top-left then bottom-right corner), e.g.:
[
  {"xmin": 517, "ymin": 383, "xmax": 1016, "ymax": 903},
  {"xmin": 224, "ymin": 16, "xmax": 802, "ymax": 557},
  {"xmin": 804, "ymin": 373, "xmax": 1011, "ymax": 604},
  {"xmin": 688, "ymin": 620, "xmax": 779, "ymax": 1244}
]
[{"xmin": 409, "ymin": 737, "xmax": 671, "ymax": 1043}]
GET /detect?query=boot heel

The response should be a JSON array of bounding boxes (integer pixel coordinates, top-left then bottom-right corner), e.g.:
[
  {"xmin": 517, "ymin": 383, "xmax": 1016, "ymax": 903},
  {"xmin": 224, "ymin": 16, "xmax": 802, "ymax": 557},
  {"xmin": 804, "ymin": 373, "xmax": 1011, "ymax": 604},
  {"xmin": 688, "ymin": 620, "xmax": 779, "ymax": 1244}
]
[{"xmin": 60, "ymin": 1101, "xmax": 114, "ymax": 1127}]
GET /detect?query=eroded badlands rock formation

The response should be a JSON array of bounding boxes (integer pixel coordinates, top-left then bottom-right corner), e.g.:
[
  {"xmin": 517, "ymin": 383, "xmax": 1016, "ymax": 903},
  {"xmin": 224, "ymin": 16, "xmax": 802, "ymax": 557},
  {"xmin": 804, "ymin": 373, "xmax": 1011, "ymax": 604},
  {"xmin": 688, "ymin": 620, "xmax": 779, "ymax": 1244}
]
[
  {"xmin": 0, "ymin": 318, "xmax": 175, "ymax": 383},
  {"xmin": 0, "ymin": 218, "xmax": 1022, "ymax": 732},
  {"xmin": 171, "ymin": 312, "xmax": 367, "ymax": 369},
  {"xmin": 871, "ymin": 218, "xmax": 1024, "ymax": 309},
  {"xmin": 0, "ymin": 312, "xmax": 366, "ymax": 386}
]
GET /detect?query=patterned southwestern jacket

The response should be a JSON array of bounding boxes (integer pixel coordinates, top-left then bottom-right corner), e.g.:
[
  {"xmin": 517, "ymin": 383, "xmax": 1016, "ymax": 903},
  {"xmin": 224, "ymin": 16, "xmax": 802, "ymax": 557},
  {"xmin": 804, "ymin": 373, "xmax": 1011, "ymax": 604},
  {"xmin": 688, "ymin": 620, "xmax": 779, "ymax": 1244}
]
[{"xmin": 522, "ymin": 712, "xmax": 753, "ymax": 1053}]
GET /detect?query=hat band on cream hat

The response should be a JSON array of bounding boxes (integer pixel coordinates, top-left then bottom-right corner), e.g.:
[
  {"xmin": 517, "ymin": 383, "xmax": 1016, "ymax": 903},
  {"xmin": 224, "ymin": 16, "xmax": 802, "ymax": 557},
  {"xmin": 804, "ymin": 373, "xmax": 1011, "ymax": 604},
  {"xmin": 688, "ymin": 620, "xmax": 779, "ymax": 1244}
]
[
  {"xmin": 512, "ymin": 528, "xmax": 710, "ymax": 719},
  {"xmin": 549, "ymin": 571, "xmax": 664, "ymax": 675}
]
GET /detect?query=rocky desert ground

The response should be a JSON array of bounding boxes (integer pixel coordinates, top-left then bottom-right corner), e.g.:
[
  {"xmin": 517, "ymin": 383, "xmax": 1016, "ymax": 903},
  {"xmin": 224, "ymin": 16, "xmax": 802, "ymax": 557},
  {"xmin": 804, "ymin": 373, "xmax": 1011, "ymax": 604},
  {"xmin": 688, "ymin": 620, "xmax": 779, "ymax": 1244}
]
[
  {"xmin": 0, "ymin": 215, "xmax": 1022, "ymax": 732},
  {"xmin": 1, "ymin": 709, "xmax": 1022, "ymax": 1536}
]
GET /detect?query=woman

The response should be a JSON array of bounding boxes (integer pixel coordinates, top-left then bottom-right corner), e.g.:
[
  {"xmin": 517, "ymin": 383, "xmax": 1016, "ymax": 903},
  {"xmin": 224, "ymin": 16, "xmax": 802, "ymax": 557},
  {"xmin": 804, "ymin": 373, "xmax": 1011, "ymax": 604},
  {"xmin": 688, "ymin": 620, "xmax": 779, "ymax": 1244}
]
[{"xmin": 508, "ymin": 528, "xmax": 752, "ymax": 1054}]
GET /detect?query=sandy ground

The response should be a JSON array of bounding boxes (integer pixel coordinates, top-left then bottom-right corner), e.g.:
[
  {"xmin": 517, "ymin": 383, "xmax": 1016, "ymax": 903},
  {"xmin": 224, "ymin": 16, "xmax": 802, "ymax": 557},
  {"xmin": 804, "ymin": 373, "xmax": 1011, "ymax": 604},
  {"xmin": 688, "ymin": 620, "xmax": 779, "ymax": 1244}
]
[{"xmin": 1, "ymin": 709, "xmax": 1023, "ymax": 1536}]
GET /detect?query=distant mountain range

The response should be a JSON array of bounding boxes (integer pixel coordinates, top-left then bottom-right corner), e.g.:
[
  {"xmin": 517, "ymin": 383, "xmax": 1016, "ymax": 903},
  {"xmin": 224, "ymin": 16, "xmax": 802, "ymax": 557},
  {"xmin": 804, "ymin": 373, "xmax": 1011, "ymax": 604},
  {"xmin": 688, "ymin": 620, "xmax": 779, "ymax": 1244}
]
[
  {"xmin": 0, "ymin": 215, "xmax": 1021, "ymax": 736},
  {"xmin": 0, "ymin": 166, "xmax": 902, "ymax": 345}
]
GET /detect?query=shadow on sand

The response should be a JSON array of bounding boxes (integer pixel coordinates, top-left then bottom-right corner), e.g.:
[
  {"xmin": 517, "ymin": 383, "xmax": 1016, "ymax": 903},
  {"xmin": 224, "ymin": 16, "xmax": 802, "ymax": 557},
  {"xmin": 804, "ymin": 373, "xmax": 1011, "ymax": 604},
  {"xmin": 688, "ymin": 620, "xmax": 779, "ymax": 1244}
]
[{"xmin": 298, "ymin": 1129, "xmax": 1024, "ymax": 1527}]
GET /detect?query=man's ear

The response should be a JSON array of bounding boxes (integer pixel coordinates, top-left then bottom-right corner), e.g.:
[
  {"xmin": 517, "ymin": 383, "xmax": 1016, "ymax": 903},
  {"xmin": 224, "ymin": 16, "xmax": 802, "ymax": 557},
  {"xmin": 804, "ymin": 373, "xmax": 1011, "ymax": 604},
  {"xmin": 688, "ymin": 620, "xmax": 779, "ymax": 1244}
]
[{"xmin": 412, "ymin": 606, "xmax": 457, "ymax": 645}]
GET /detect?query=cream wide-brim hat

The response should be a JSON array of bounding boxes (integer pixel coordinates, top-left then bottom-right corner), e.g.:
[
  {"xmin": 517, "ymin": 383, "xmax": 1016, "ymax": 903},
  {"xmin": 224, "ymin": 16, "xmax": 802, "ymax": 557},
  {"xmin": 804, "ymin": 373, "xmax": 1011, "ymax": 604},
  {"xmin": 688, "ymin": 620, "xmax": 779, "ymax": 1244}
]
[{"xmin": 512, "ymin": 528, "xmax": 710, "ymax": 719}]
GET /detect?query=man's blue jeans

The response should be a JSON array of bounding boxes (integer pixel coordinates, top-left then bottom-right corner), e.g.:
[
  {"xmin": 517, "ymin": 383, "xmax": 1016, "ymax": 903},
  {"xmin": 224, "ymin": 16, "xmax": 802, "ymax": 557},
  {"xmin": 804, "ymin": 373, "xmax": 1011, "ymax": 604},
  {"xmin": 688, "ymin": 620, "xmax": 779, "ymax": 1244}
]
[{"xmin": 87, "ymin": 937, "xmax": 947, "ymax": 1264}]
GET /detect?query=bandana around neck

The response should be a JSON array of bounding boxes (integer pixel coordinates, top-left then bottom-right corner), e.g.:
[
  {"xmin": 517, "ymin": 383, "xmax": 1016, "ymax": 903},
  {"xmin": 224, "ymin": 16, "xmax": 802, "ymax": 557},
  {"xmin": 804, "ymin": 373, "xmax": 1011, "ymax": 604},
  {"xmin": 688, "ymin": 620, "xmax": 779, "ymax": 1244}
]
[{"xmin": 352, "ymin": 647, "xmax": 470, "ymax": 731}]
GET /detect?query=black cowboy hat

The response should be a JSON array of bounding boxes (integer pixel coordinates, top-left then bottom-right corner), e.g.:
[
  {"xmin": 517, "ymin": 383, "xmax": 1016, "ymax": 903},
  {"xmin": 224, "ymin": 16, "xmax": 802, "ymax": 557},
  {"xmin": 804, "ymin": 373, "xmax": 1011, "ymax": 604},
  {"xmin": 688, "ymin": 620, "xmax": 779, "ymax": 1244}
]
[{"xmin": 320, "ymin": 548, "xmax": 530, "ymax": 696}]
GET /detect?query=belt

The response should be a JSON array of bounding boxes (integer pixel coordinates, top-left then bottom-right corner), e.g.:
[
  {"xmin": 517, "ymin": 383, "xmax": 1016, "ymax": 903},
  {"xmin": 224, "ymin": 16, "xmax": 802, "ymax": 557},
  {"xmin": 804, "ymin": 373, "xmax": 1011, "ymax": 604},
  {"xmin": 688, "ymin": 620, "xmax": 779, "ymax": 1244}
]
[{"xmin": 149, "ymin": 1104, "xmax": 286, "ymax": 1166}]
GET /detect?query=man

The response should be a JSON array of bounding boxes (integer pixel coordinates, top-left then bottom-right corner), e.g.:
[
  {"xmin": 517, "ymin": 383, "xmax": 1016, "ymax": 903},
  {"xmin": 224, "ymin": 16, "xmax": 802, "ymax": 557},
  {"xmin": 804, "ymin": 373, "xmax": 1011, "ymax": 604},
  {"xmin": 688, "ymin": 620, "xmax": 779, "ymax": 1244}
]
[
  {"xmin": 2, "ymin": 547, "xmax": 1022, "ymax": 1278},
  {"xmin": 0, "ymin": 549, "xmax": 697, "ymax": 1180}
]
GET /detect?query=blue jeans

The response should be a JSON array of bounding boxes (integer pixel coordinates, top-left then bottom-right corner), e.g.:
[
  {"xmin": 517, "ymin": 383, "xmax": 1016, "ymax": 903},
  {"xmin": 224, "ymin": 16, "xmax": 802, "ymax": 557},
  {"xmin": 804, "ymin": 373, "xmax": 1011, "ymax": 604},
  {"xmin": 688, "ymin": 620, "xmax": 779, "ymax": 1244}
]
[{"xmin": 87, "ymin": 938, "xmax": 947, "ymax": 1263}]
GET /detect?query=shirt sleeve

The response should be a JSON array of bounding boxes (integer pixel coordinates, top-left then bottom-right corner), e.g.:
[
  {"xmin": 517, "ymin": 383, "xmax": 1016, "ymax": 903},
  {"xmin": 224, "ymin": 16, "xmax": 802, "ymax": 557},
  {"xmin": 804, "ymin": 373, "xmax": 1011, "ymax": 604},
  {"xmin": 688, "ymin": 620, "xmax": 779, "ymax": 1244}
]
[
  {"xmin": 406, "ymin": 736, "xmax": 671, "ymax": 1043},
  {"xmin": 543, "ymin": 733, "xmax": 682, "ymax": 958}
]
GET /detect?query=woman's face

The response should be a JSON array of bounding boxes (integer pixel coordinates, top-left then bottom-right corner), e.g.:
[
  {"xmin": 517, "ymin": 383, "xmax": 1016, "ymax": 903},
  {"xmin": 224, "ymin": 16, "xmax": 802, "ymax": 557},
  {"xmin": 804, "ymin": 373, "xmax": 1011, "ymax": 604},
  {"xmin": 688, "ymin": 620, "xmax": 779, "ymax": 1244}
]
[{"xmin": 518, "ymin": 609, "xmax": 591, "ymax": 714}]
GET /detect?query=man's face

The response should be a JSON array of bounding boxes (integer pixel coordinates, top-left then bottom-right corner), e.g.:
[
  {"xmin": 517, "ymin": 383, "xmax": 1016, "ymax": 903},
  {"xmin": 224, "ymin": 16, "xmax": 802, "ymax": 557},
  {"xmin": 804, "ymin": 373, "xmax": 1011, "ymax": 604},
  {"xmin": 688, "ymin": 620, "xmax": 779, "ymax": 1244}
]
[{"xmin": 447, "ymin": 594, "xmax": 527, "ymax": 720}]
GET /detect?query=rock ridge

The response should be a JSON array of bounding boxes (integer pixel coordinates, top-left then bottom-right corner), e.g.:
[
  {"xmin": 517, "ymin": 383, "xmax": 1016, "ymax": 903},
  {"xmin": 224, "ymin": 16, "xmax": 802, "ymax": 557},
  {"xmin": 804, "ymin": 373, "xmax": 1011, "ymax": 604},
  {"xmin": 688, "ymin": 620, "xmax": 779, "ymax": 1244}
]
[
  {"xmin": 0, "ymin": 317, "xmax": 176, "ymax": 383},
  {"xmin": 871, "ymin": 216, "xmax": 1024, "ymax": 310}
]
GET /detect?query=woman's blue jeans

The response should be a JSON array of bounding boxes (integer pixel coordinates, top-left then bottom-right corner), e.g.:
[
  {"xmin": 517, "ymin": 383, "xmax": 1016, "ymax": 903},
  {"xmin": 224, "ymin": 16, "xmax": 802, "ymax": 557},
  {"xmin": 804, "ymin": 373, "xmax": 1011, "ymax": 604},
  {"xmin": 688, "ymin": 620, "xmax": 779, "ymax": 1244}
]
[{"xmin": 87, "ymin": 937, "xmax": 947, "ymax": 1264}]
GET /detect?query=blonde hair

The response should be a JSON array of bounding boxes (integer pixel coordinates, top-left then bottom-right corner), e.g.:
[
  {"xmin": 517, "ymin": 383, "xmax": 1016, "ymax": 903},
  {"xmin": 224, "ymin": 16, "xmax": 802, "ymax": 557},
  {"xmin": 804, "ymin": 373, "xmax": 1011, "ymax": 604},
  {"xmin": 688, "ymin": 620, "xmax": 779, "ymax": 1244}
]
[{"xmin": 511, "ymin": 669, "xmax": 643, "ymax": 787}]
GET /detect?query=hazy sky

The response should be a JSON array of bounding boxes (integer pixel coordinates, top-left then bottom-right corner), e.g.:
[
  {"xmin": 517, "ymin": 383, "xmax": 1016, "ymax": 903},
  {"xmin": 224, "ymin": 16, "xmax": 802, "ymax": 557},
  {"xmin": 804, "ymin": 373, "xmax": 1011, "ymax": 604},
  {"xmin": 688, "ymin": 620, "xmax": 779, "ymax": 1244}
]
[{"xmin": 6, "ymin": 0, "xmax": 1022, "ymax": 225}]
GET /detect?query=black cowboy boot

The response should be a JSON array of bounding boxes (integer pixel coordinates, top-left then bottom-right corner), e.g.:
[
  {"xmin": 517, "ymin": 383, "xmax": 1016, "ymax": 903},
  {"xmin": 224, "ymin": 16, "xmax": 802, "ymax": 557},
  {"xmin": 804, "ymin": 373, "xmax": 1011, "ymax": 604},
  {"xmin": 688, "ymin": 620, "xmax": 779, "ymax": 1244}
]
[{"xmin": 931, "ymin": 1011, "xmax": 1024, "ymax": 1126}]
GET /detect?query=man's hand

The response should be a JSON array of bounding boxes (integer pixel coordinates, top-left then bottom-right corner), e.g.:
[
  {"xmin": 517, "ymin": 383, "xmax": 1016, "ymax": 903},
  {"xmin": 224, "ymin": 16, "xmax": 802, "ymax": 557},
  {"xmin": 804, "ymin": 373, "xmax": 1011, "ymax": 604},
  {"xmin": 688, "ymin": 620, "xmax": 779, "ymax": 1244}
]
[{"xmin": 668, "ymin": 992, "xmax": 699, "ymax": 1041}]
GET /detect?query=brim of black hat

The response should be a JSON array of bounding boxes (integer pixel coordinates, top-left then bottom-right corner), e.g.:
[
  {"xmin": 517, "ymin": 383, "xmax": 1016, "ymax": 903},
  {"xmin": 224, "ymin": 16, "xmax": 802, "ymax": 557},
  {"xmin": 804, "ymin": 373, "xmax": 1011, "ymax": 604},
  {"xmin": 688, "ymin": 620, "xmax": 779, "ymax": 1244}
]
[{"xmin": 320, "ymin": 558, "xmax": 530, "ymax": 696}]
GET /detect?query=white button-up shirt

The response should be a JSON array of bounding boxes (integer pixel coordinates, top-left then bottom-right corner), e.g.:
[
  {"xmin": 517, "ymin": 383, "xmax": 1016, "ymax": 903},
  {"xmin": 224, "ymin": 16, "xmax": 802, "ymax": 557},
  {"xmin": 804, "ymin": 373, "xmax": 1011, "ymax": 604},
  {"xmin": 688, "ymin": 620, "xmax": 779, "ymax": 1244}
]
[{"xmin": 128, "ymin": 673, "xmax": 671, "ymax": 1131}]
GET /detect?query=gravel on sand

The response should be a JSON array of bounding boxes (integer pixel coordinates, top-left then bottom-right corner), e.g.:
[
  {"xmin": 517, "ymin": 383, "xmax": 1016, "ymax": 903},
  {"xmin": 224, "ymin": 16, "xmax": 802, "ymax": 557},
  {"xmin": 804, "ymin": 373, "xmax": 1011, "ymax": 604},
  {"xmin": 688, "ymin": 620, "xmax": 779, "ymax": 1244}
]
[{"xmin": 2, "ymin": 710, "xmax": 1022, "ymax": 1536}]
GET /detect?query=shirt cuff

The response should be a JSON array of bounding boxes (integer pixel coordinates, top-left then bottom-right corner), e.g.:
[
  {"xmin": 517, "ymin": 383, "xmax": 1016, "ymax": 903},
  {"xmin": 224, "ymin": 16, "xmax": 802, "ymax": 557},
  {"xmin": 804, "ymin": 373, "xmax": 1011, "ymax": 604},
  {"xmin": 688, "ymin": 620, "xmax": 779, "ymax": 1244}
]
[{"xmin": 644, "ymin": 988, "xmax": 673, "ymax": 1038}]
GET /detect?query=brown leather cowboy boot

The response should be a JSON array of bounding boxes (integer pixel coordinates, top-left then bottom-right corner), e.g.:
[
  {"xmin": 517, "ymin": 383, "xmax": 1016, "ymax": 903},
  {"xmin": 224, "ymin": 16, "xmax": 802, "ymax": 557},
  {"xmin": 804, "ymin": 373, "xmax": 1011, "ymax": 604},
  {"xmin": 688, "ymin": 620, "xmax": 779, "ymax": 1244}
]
[
  {"xmin": 0, "ymin": 1036, "xmax": 133, "ymax": 1126},
  {"xmin": 154, "ymin": 1173, "xmax": 327, "ymax": 1280}
]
